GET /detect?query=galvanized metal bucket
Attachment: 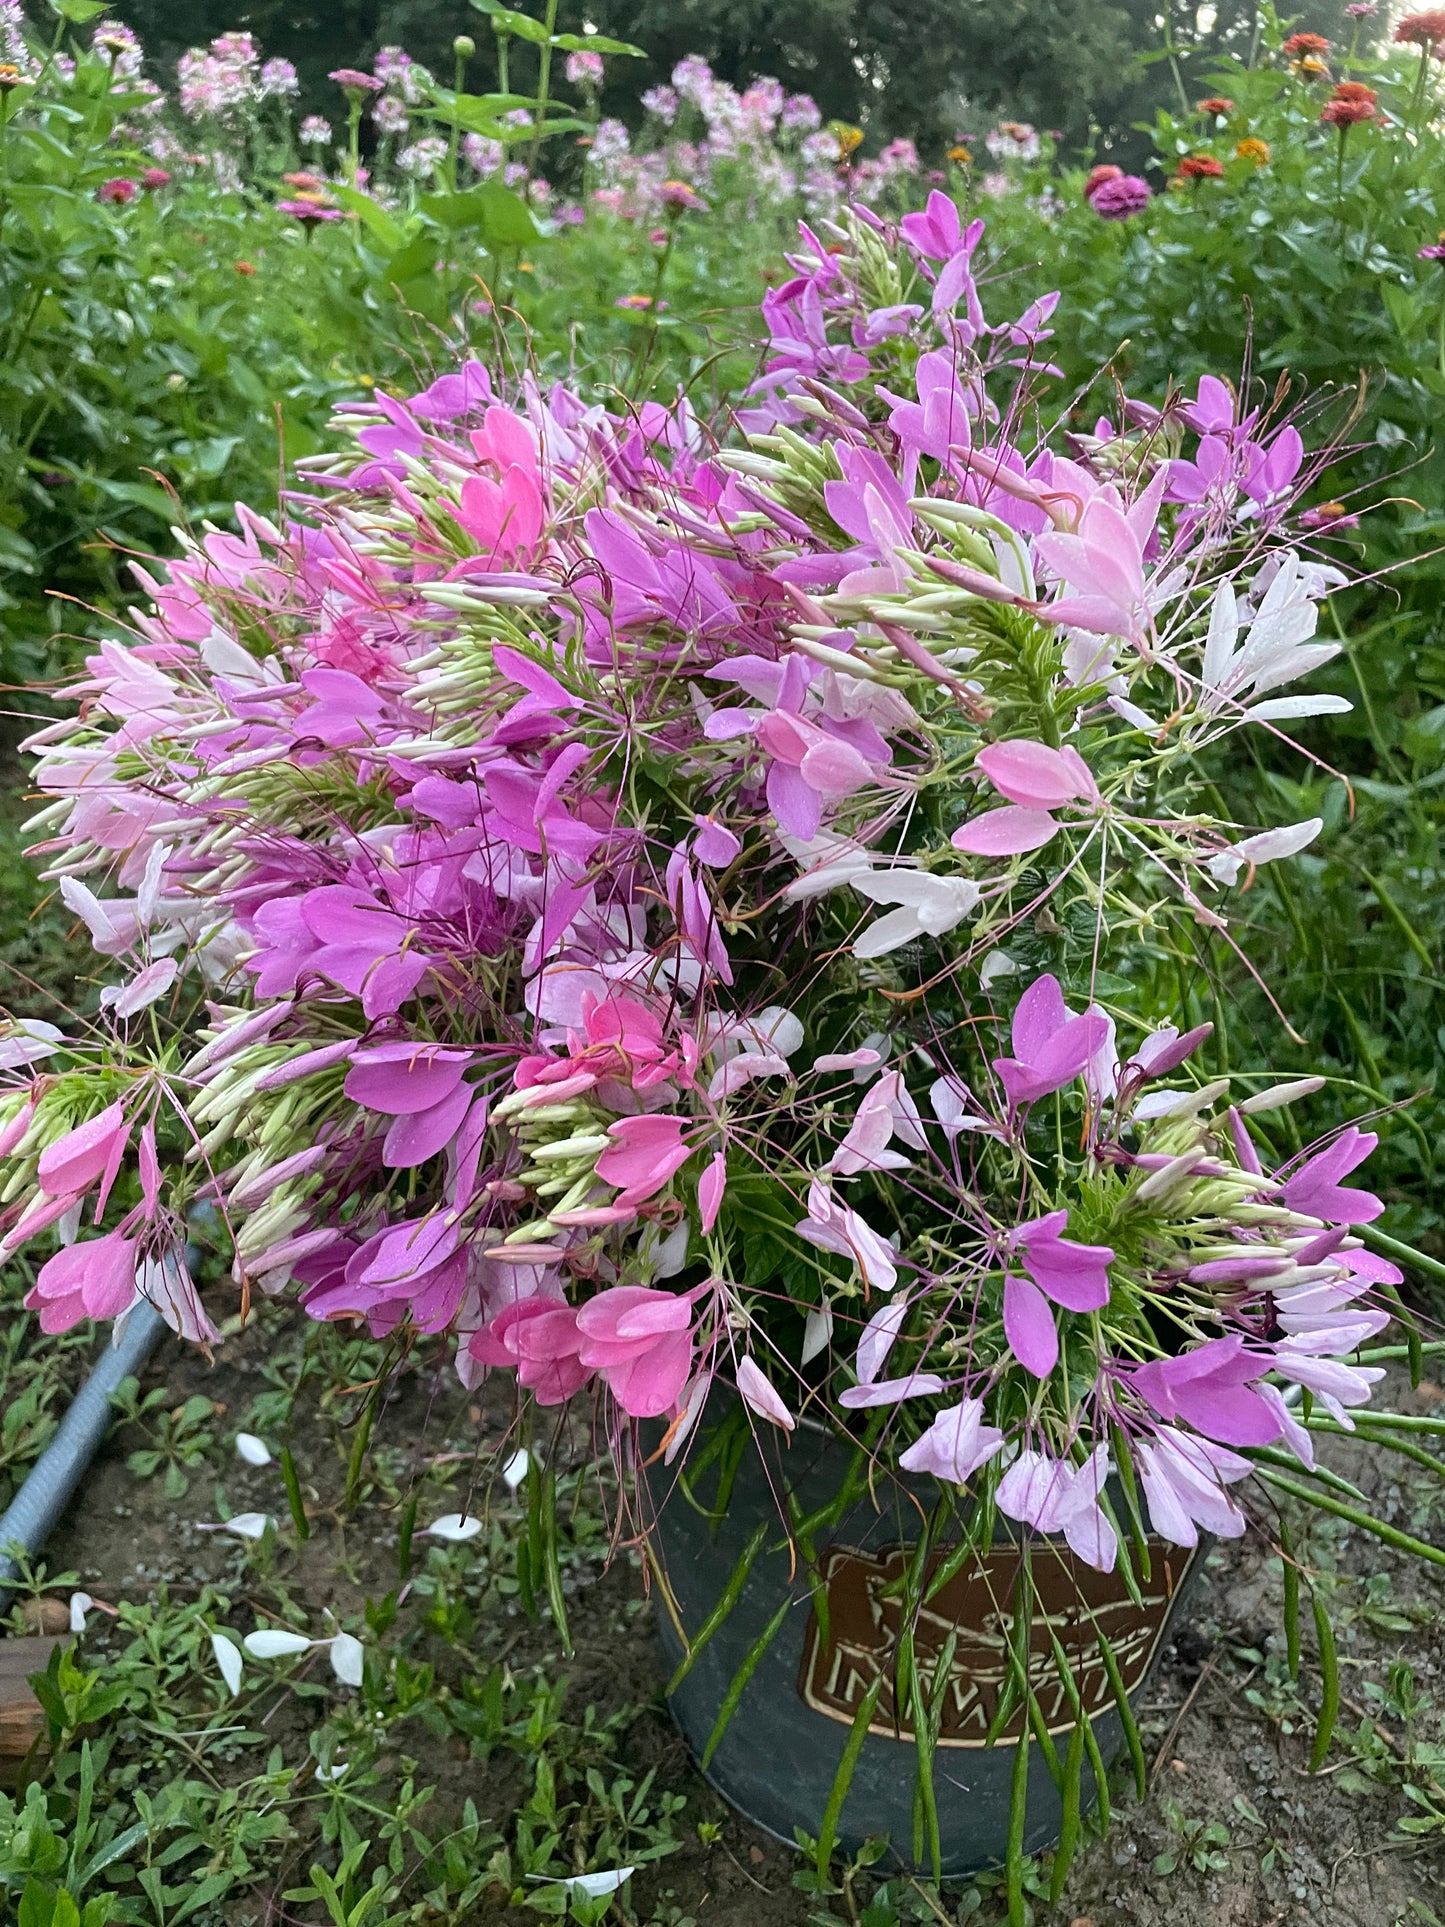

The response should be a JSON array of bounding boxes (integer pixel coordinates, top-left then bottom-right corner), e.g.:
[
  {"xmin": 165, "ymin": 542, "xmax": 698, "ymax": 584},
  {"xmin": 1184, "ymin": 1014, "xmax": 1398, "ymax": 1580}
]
[{"xmin": 647, "ymin": 1408, "xmax": 1202, "ymax": 1877}]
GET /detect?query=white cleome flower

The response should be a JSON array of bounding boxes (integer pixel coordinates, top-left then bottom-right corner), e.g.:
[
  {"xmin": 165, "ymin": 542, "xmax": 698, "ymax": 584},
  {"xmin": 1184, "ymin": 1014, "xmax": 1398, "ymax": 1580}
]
[
  {"xmin": 1206, "ymin": 816, "xmax": 1323, "ymax": 885},
  {"xmin": 851, "ymin": 871, "xmax": 980, "ymax": 959}
]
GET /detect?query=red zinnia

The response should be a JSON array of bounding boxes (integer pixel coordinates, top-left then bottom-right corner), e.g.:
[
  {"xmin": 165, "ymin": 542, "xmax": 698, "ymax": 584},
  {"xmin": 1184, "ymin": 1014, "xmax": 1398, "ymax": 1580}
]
[
  {"xmin": 1176, "ymin": 154, "xmax": 1225, "ymax": 181},
  {"xmin": 1197, "ymin": 97, "xmax": 1235, "ymax": 115},
  {"xmin": 1282, "ymin": 31, "xmax": 1330, "ymax": 54},
  {"xmin": 1321, "ymin": 80, "xmax": 1379, "ymax": 124},
  {"xmin": 1083, "ymin": 163, "xmax": 1123, "ymax": 200},
  {"xmin": 1394, "ymin": 9, "xmax": 1445, "ymax": 45},
  {"xmin": 1322, "ymin": 96, "xmax": 1376, "ymax": 123}
]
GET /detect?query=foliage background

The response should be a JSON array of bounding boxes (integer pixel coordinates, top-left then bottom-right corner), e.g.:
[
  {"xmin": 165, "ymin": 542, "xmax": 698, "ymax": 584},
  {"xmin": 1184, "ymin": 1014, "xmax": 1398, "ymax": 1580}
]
[{"xmin": 111, "ymin": 0, "xmax": 1356, "ymax": 152}]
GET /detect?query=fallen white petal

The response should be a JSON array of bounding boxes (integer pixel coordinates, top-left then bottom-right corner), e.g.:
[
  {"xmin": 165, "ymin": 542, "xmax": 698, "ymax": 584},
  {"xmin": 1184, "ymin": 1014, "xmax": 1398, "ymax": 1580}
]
[
  {"xmin": 69, "ymin": 1591, "xmax": 92, "ymax": 1634},
  {"xmin": 539, "ymin": 1869, "xmax": 636, "ymax": 1898},
  {"xmin": 211, "ymin": 1632, "xmax": 245, "ymax": 1696},
  {"xmin": 243, "ymin": 1628, "xmax": 313, "ymax": 1660},
  {"xmin": 235, "ymin": 1432, "xmax": 273, "ymax": 1467},
  {"xmin": 328, "ymin": 1632, "xmax": 364, "ymax": 1687},
  {"xmin": 197, "ymin": 1512, "xmax": 273, "ymax": 1540},
  {"xmin": 423, "ymin": 1513, "xmax": 483, "ymax": 1542},
  {"xmin": 502, "ymin": 1449, "xmax": 530, "ymax": 1490}
]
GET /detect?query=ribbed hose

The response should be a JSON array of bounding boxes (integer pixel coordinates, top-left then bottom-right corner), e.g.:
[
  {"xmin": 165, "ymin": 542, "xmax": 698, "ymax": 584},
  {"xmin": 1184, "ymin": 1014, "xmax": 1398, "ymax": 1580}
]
[{"xmin": 0, "ymin": 1300, "xmax": 167, "ymax": 1612}]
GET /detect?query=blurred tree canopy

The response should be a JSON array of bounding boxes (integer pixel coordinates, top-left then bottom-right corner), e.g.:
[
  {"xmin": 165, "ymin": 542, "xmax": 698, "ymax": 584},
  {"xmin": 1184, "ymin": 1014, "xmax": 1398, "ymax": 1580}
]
[{"xmin": 110, "ymin": 0, "xmax": 1356, "ymax": 156}]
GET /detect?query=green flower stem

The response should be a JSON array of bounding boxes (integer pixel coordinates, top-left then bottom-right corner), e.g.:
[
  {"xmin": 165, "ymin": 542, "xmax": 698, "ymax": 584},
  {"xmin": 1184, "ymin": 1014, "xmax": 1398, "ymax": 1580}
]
[
  {"xmin": 0, "ymin": 88, "xmax": 13, "ymax": 241},
  {"xmin": 627, "ymin": 221, "xmax": 677, "ymax": 397},
  {"xmin": 525, "ymin": 0, "xmax": 560, "ymax": 184},
  {"xmin": 447, "ymin": 42, "xmax": 468, "ymax": 194},
  {"xmin": 1256, "ymin": 1466, "xmax": 1445, "ymax": 1569},
  {"xmin": 344, "ymin": 95, "xmax": 363, "ymax": 185},
  {"xmin": 1360, "ymin": 1224, "xmax": 1445, "ymax": 1288},
  {"xmin": 1411, "ymin": 44, "xmax": 1434, "ymax": 130}
]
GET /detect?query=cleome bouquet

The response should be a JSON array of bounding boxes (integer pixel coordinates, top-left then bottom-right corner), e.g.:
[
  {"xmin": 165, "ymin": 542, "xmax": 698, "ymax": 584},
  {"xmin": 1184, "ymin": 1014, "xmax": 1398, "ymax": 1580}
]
[{"xmin": 3, "ymin": 194, "xmax": 1437, "ymax": 1890}]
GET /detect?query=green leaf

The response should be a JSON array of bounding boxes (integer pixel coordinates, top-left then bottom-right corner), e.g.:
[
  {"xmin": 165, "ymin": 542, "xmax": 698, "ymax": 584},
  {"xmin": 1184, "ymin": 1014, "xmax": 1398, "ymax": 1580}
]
[
  {"xmin": 76, "ymin": 1818, "xmax": 149, "ymax": 1887},
  {"xmin": 419, "ymin": 182, "xmax": 539, "ymax": 244},
  {"xmin": 168, "ymin": 1872, "xmax": 235, "ymax": 1924},
  {"xmin": 383, "ymin": 234, "xmax": 441, "ymax": 288},
  {"xmin": 529, "ymin": 117, "xmax": 589, "ymax": 140},
  {"xmin": 551, "ymin": 32, "xmax": 644, "ymax": 55},
  {"xmin": 426, "ymin": 88, "xmax": 543, "ymax": 118},
  {"xmin": 0, "ymin": 525, "xmax": 39, "ymax": 573},
  {"xmin": 279, "ymin": 1445, "xmax": 311, "ymax": 1541},
  {"xmin": 83, "ymin": 476, "xmax": 177, "ymax": 520},
  {"xmin": 47, "ymin": 0, "xmax": 111, "ymax": 20},
  {"xmin": 468, "ymin": 0, "xmax": 551, "ymax": 43},
  {"xmin": 327, "ymin": 184, "xmax": 408, "ymax": 254},
  {"xmin": 18, "ymin": 1882, "xmax": 51, "ymax": 1927}
]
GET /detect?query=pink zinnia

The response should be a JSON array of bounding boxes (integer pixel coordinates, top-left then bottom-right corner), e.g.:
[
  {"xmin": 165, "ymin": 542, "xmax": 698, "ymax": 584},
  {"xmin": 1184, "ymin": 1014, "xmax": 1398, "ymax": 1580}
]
[
  {"xmin": 1083, "ymin": 163, "xmax": 1122, "ymax": 201},
  {"xmin": 1089, "ymin": 174, "xmax": 1151, "ymax": 219},
  {"xmin": 329, "ymin": 67, "xmax": 382, "ymax": 92},
  {"xmin": 98, "ymin": 177, "xmax": 137, "ymax": 204},
  {"xmin": 277, "ymin": 199, "xmax": 344, "ymax": 224},
  {"xmin": 659, "ymin": 178, "xmax": 705, "ymax": 211}
]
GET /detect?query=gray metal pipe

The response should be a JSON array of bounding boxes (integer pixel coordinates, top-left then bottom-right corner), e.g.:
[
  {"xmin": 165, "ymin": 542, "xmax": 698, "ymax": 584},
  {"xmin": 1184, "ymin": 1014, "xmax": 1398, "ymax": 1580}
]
[{"xmin": 0, "ymin": 1300, "xmax": 167, "ymax": 1610}]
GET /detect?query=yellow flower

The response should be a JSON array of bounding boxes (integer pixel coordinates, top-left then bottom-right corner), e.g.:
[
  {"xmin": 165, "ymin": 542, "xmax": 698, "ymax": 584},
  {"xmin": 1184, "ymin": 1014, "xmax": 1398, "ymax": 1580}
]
[
  {"xmin": 1235, "ymin": 137, "xmax": 1271, "ymax": 165},
  {"xmin": 947, "ymin": 144, "xmax": 973, "ymax": 165}
]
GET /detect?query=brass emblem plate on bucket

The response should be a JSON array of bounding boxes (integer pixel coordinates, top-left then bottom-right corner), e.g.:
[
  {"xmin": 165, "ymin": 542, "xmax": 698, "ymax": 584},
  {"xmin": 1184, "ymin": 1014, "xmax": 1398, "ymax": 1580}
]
[{"xmin": 797, "ymin": 1541, "xmax": 1181, "ymax": 1746}]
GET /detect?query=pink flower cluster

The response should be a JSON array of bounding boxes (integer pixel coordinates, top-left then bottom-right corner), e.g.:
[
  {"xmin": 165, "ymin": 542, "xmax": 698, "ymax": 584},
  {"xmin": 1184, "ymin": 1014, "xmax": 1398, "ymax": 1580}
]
[
  {"xmin": 585, "ymin": 56, "xmax": 838, "ymax": 223},
  {"xmin": 5, "ymin": 199, "xmax": 1398, "ymax": 1573}
]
